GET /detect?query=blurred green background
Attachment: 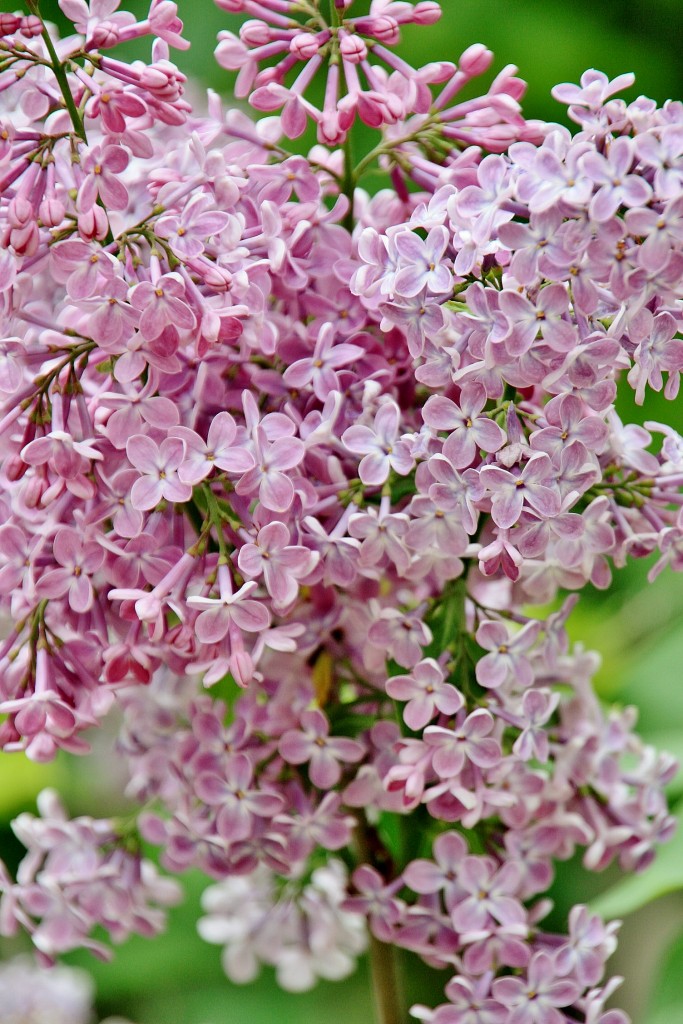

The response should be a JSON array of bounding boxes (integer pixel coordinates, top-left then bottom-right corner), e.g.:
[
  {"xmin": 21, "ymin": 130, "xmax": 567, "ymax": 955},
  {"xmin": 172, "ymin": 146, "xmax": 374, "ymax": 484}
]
[{"xmin": 1, "ymin": 1, "xmax": 683, "ymax": 1022}]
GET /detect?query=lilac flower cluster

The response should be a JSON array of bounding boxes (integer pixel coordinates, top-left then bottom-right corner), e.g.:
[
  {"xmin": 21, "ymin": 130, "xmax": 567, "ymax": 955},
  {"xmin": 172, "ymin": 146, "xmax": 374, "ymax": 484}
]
[
  {"xmin": 0, "ymin": 955, "xmax": 94, "ymax": 1024},
  {"xmin": 213, "ymin": 0, "xmax": 540, "ymax": 152},
  {"xmin": 198, "ymin": 859, "xmax": 367, "ymax": 991},
  {"xmin": 0, "ymin": 1, "xmax": 680, "ymax": 1021},
  {"xmin": 0, "ymin": 954, "xmax": 135, "ymax": 1024},
  {"xmin": 0, "ymin": 789, "xmax": 180, "ymax": 965}
]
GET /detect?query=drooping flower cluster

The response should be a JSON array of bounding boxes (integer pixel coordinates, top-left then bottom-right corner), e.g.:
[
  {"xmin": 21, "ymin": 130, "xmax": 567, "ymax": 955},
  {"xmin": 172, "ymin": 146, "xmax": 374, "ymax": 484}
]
[
  {"xmin": 198, "ymin": 858, "xmax": 367, "ymax": 991},
  {"xmin": 0, "ymin": 955, "xmax": 94, "ymax": 1024},
  {"xmin": 0, "ymin": 789, "xmax": 180, "ymax": 964},
  {"xmin": 0, "ymin": 954, "xmax": 135, "ymax": 1024},
  {"xmin": 0, "ymin": 1, "xmax": 681, "ymax": 1022},
  {"xmin": 213, "ymin": 0, "xmax": 541, "ymax": 152}
]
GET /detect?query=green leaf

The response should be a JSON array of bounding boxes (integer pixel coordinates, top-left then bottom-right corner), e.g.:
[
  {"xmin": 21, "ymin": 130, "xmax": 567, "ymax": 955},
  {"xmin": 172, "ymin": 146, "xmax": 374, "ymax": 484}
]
[
  {"xmin": 644, "ymin": 926, "xmax": 683, "ymax": 1023},
  {"xmin": 0, "ymin": 751, "xmax": 69, "ymax": 819},
  {"xmin": 617, "ymin": 619, "xmax": 683, "ymax": 732},
  {"xmin": 376, "ymin": 811, "xmax": 403, "ymax": 865},
  {"xmin": 590, "ymin": 806, "xmax": 683, "ymax": 919}
]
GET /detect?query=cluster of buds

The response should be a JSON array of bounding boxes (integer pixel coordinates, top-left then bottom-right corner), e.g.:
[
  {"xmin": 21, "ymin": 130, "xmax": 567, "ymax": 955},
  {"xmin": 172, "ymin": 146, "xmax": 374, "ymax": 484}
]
[{"xmin": 215, "ymin": 0, "xmax": 541, "ymax": 150}]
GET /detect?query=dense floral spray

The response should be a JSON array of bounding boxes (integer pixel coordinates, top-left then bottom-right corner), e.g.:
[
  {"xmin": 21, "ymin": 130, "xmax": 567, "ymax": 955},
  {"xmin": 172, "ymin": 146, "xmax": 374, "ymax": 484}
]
[{"xmin": 0, "ymin": 2, "xmax": 682, "ymax": 1021}]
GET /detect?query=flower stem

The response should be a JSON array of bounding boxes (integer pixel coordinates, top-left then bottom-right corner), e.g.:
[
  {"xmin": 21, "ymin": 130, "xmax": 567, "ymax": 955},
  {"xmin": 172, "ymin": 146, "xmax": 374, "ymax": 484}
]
[
  {"xmin": 355, "ymin": 816, "xmax": 406, "ymax": 1024},
  {"xmin": 28, "ymin": 0, "xmax": 115, "ymax": 245},
  {"xmin": 342, "ymin": 130, "xmax": 356, "ymax": 234},
  {"xmin": 27, "ymin": 1, "xmax": 87, "ymax": 143},
  {"xmin": 368, "ymin": 933, "xmax": 404, "ymax": 1024}
]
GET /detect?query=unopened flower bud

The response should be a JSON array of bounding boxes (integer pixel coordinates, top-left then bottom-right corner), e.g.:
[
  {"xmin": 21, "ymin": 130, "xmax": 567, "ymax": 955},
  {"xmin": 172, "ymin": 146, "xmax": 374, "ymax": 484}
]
[
  {"xmin": 363, "ymin": 16, "xmax": 399, "ymax": 44},
  {"xmin": 4, "ymin": 455, "xmax": 28, "ymax": 483},
  {"xmin": 19, "ymin": 15, "xmax": 43, "ymax": 38},
  {"xmin": 23, "ymin": 474, "xmax": 47, "ymax": 509},
  {"xmin": 241, "ymin": 20, "xmax": 273, "ymax": 46},
  {"xmin": 8, "ymin": 197, "xmax": 38, "ymax": 255},
  {"xmin": 39, "ymin": 198, "xmax": 66, "ymax": 227},
  {"xmin": 413, "ymin": 2, "xmax": 442, "ymax": 24},
  {"xmin": 7, "ymin": 196, "xmax": 33, "ymax": 228},
  {"xmin": 289, "ymin": 32, "xmax": 321, "ymax": 61},
  {"xmin": 78, "ymin": 204, "xmax": 109, "ymax": 241},
  {"xmin": 458, "ymin": 43, "xmax": 494, "ymax": 77},
  {"xmin": 340, "ymin": 32, "xmax": 367, "ymax": 63},
  {"xmin": 91, "ymin": 23, "xmax": 123, "ymax": 48},
  {"xmin": 214, "ymin": 0, "xmax": 247, "ymax": 11},
  {"xmin": 0, "ymin": 13, "xmax": 21, "ymax": 35}
]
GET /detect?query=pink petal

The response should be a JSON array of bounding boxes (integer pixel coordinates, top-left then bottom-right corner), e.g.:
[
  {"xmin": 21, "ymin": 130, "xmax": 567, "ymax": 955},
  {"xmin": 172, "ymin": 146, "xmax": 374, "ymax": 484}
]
[
  {"xmin": 230, "ymin": 599, "xmax": 270, "ymax": 633},
  {"xmin": 194, "ymin": 605, "xmax": 231, "ymax": 644}
]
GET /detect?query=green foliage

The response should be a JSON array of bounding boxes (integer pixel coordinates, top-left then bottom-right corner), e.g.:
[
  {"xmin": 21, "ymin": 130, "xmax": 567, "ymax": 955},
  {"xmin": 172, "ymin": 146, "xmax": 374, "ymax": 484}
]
[{"xmin": 643, "ymin": 925, "xmax": 683, "ymax": 1024}]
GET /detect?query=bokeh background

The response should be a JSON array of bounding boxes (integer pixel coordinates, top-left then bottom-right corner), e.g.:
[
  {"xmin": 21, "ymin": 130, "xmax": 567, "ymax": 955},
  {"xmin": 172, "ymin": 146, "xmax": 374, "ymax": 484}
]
[{"xmin": 1, "ymin": 1, "xmax": 683, "ymax": 1021}]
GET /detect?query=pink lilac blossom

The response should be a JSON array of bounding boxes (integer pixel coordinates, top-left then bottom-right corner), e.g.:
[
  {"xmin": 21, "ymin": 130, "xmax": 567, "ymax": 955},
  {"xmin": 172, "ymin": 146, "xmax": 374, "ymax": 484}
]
[{"xmin": 0, "ymin": 3, "xmax": 680, "ymax": 1022}]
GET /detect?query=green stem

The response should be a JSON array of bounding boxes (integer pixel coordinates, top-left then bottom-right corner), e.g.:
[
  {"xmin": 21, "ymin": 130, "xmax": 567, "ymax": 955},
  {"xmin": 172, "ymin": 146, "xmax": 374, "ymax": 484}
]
[
  {"xmin": 353, "ymin": 140, "xmax": 389, "ymax": 185},
  {"xmin": 28, "ymin": 1, "xmax": 115, "ymax": 244},
  {"xmin": 425, "ymin": 576, "xmax": 467, "ymax": 658},
  {"xmin": 443, "ymin": 577, "xmax": 467, "ymax": 654},
  {"xmin": 354, "ymin": 817, "xmax": 406, "ymax": 1024},
  {"xmin": 342, "ymin": 128, "xmax": 356, "ymax": 234},
  {"xmin": 367, "ymin": 933, "xmax": 404, "ymax": 1024},
  {"xmin": 28, "ymin": 4, "xmax": 87, "ymax": 143},
  {"xmin": 202, "ymin": 483, "xmax": 232, "ymax": 562},
  {"xmin": 352, "ymin": 115, "xmax": 440, "ymax": 184},
  {"xmin": 183, "ymin": 496, "xmax": 205, "ymax": 538}
]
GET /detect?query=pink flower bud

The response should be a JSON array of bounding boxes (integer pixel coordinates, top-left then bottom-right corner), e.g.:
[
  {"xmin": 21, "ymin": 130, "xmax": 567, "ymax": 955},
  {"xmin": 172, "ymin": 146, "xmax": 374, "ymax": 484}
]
[
  {"xmin": 413, "ymin": 2, "xmax": 442, "ymax": 24},
  {"xmin": 38, "ymin": 198, "xmax": 65, "ymax": 228},
  {"xmin": 214, "ymin": 0, "xmax": 247, "ymax": 10},
  {"xmin": 367, "ymin": 16, "xmax": 399, "ymax": 44},
  {"xmin": 340, "ymin": 32, "xmax": 367, "ymax": 63},
  {"xmin": 19, "ymin": 15, "xmax": 43, "ymax": 38},
  {"xmin": 8, "ymin": 197, "xmax": 38, "ymax": 256},
  {"xmin": 140, "ymin": 62, "xmax": 185, "ymax": 98},
  {"xmin": 241, "ymin": 20, "xmax": 273, "ymax": 46},
  {"xmin": 289, "ymin": 32, "xmax": 321, "ymax": 61},
  {"xmin": 0, "ymin": 13, "xmax": 20, "ymax": 34},
  {"xmin": 7, "ymin": 197, "xmax": 33, "ymax": 228},
  {"xmin": 23, "ymin": 474, "xmax": 47, "ymax": 509},
  {"xmin": 458, "ymin": 43, "xmax": 494, "ymax": 77},
  {"xmin": 230, "ymin": 646, "xmax": 254, "ymax": 687},
  {"xmin": 489, "ymin": 62, "xmax": 527, "ymax": 100},
  {"xmin": 77, "ymin": 204, "xmax": 109, "ymax": 241},
  {"xmin": 4, "ymin": 455, "xmax": 27, "ymax": 483},
  {"xmin": 91, "ymin": 23, "xmax": 123, "ymax": 48},
  {"xmin": 186, "ymin": 259, "xmax": 232, "ymax": 290}
]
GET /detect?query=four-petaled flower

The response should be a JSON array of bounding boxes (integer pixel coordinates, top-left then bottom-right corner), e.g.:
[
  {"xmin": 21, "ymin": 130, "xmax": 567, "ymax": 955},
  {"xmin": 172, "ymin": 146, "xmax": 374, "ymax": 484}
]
[
  {"xmin": 187, "ymin": 571, "xmax": 271, "ymax": 645},
  {"xmin": 283, "ymin": 323, "xmax": 365, "ymax": 401},
  {"xmin": 77, "ymin": 143, "xmax": 129, "ymax": 212},
  {"xmin": 237, "ymin": 522, "xmax": 319, "ymax": 608},
  {"xmin": 480, "ymin": 455, "xmax": 561, "ymax": 530},
  {"xmin": 129, "ymin": 273, "xmax": 197, "ymax": 340},
  {"xmin": 423, "ymin": 383, "xmax": 506, "ymax": 468},
  {"xmin": 279, "ymin": 709, "xmax": 365, "ymax": 789},
  {"xmin": 175, "ymin": 412, "xmax": 255, "ymax": 486},
  {"xmin": 492, "ymin": 951, "xmax": 582, "ymax": 1024},
  {"xmin": 126, "ymin": 434, "xmax": 192, "ymax": 511},
  {"xmin": 475, "ymin": 620, "xmax": 541, "ymax": 690},
  {"xmin": 342, "ymin": 402, "xmax": 414, "ymax": 486},
  {"xmin": 386, "ymin": 659, "xmax": 463, "ymax": 731},
  {"xmin": 36, "ymin": 528, "xmax": 104, "ymax": 613}
]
